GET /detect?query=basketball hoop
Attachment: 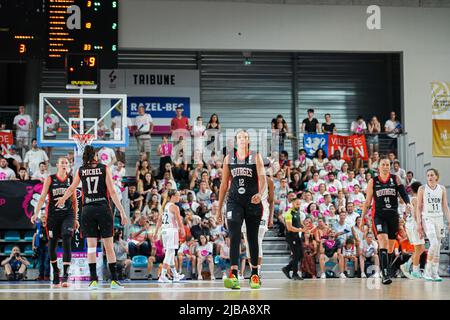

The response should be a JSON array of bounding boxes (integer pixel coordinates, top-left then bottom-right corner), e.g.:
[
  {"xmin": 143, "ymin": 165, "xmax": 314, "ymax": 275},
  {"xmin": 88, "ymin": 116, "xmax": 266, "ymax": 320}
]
[{"xmin": 73, "ymin": 133, "xmax": 95, "ymax": 155}]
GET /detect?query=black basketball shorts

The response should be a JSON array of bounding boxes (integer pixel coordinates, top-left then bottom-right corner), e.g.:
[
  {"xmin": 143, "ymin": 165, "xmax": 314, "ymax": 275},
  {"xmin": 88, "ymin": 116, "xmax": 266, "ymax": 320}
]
[
  {"xmin": 81, "ymin": 202, "xmax": 114, "ymax": 239},
  {"xmin": 373, "ymin": 210, "xmax": 399, "ymax": 240},
  {"xmin": 47, "ymin": 213, "xmax": 74, "ymax": 239},
  {"xmin": 226, "ymin": 201, "xmax": 262, "ymax": 225}
]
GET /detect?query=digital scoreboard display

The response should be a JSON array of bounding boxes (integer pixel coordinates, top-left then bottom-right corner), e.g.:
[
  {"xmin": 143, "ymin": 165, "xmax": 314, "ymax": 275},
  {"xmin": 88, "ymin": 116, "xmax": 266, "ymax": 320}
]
[
  {"xmin": 46, "ymin": 0, "xmax": 118, "ymax": 68},
  {"xmin": 66, "ymin": 53, "xmax": 98, "ymax": 86},
  {"xmin": 0, "ymin": 0, "xmax": 46, "ymax": 60}
]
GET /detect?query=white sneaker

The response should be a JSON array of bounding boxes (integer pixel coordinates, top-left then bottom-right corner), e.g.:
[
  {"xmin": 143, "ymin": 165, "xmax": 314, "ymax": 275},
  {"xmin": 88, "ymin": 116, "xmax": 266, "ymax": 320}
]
[
  {"xmin": 340, "ymin": 273, "xmax": 347, "ymax": 279},
  {"xmin": 158, "ymin": 275, "xmax": 172, "ymax": 283},
  {"xmin": 361, "ymin": 273, "xmax": 367, "ymax": 278},
  {"xmin": 320, "ymin": 273, "xmax": 326, "ymax": 279},
  {"xmin": 211, "ymin": 276, "xmax": 216, "ymax": 280},
  {"xmin": 222, "ymin": 273, "xmax": 227, "ymax": 280},
  {"xmin": 238, "ymin": 275, "xmax": 244, "ymax": 280},
  {"xmin": 400, "ymin": 263, "xmax": 413, "ymax": 280},
  {"xmin": 373, "ymin": 272, "xmax": 381, "ymax": 278},
  {"xmin": 198, "ymin": 274, "xmax": 203, "ymax": 280},
  {"xmin": 173, "ymin": 274, "xmax": 185, "ymax": 282}
]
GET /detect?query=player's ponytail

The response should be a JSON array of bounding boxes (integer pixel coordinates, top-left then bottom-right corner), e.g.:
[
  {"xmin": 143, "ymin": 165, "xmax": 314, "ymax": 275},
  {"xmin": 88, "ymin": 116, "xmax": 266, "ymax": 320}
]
[{"xmin": 83, "ymin": 145, "xmax": 96, "ymax": 166}]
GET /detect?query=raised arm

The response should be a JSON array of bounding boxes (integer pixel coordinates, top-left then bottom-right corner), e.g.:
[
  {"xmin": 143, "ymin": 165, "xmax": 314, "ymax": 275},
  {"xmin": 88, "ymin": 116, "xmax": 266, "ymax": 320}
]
[{"xmin": 31, "ymin": 176, "xmax": 52, "ymax": 224}]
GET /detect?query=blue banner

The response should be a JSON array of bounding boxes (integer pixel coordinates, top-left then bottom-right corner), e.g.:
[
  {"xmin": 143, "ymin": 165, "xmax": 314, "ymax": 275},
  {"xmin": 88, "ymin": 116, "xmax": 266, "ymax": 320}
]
[
  {"xmin": 112, "ymin": 96, "xmax": 191, "ymax": 118},
  {"xmin": 303, "ymin": 134, "xmax": 328, "ymax": 158}
]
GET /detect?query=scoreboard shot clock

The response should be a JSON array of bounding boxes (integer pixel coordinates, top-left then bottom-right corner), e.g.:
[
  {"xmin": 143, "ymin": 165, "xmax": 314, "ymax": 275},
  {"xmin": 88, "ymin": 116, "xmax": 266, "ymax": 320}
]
[{"xmin": 66, "ymin": 53, "xmax": 98, "ymax": 88}]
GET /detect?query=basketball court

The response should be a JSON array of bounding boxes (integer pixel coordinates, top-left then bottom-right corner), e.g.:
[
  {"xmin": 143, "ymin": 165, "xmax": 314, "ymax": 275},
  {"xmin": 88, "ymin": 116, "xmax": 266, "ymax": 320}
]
[{"xmin": 0, "ymin": 279, "xmax": 448, "ymax": 300}]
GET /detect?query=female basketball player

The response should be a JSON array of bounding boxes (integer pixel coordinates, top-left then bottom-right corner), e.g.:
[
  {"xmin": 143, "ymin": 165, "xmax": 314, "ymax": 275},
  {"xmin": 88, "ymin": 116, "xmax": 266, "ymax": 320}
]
[
  {"xmin": 362, "ymin": 156, "xmax": 412, "ymax": 285},
  {"xmin": 32, "ymin": 157, "xmax": 78, "ymax": 288},
  {"xmin": 400, "ymin": 181, "xmax": 425, "ymax": 279},
  {"xmin": 416, "ymin": 169, "xmax": 450, "ymax": 281},
  {"xmin": 55, "ymin": 146, "xmax": 127, "ymax": 290},
  {"xmin": 242, "ymin": 163, "xmax": 274, "ymax": 278},
  {"xmin": 153, "ymin": 190, "xmax": 186, "ymax": 283},
  {"xmin": 217, "ymin": 129, "xmax": 267, "ymax": 290}
]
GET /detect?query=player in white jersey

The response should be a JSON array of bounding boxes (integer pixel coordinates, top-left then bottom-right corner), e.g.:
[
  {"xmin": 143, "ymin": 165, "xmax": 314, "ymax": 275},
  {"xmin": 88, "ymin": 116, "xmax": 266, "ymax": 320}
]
[
  {"xmin": 242, "ymin": 164, "xmax": 275, "ymax": 278},
  {"xmin": 400, "ymin": 181, "xmax": 425, "ymax": 279},
  {"xmin": 154, "ymin": 190, "xmax": 185, "ymax": 283},
  {"xmin": 417, "ymin": 169, "xmax": 450, "ymax": 281}
]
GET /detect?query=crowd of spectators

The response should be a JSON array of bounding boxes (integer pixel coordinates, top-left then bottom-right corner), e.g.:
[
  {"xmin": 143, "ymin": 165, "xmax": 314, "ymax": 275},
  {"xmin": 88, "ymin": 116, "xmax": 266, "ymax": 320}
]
[{"xmin": 1, "ymin": 105, "xmax": 415, "ymax": 281}]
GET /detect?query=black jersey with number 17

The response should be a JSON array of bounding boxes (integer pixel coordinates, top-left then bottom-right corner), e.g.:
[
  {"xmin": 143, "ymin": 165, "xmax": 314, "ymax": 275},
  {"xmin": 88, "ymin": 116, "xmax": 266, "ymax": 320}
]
[
  {"xmin": 78, "ymin": 163, "xmax": 109, "ymax": 205},
  {"xmin": 372, "ymin": 174, "xmax": 400, "ymax": 214},
  {"xmin": 228, "ymin": 151, "xmax": 259, "ymax": 204}
]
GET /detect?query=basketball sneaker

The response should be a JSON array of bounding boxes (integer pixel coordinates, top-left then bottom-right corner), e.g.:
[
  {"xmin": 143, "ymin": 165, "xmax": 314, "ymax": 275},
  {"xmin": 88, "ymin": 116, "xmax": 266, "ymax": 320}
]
[
  {"xmin": 361, "ymin": 272, "xmax": 367, "ymax": 278},
  {"xmin": 400, "ymin": 262, "xmax": 413, "ymax": 280},
  {"xmin": 320, "ymin": 273, "xmax": 326, "ymax": 279},
  {"xmin": 224, "ymin": 273, "xmax": 240, "ymax": 290},
  {"xmin": 88, "ymin": 280, "xmax": 98, "ymax": 290},
  {"xmin": 410, "ymin": 271, "xmax": 422, "ymax": 279},
  {"xmin": 432, "ymin": 264, "xmax": 443, "ymax": 282},
  {"xmin": 423, "ymin": 265, "xmax": 434, "ymax": 281},
  {"xmin": 110, "ymin": 280, "xmax": 124, "ymax": 289},
  {"xmin": 158, "ymin": 275, "xmax": 172, "ymax": 283},
  {"xmin": 250, "ymin": 274, "xmax": 261, "ymax": 289},
  {"xmin": 340, "ymin": 273, "xmax": 347, "ymax": 279},
  {"xmin": 173, "ymin": 274, "xmax": 185, "ymax": 282}
]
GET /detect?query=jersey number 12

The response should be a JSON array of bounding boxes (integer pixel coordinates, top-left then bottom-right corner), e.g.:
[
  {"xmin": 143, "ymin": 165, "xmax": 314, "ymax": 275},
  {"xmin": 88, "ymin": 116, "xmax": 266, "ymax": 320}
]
[{"xmin": 86, "ymin": 176, "xmax": 99, "ymax": 194}]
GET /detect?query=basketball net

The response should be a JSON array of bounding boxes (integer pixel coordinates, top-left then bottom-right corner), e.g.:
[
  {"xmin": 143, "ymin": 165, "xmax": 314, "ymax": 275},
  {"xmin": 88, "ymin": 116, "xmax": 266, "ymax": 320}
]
[{"xmin": 73, "ymin": 133, "xmax": 95, "ymax": 156}]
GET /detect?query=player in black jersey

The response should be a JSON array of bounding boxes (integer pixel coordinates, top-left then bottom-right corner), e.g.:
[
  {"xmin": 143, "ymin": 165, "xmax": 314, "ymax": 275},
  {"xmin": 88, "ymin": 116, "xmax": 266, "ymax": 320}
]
[
  {"xmin": 32, "ymin": 157, "xmax": 78, "ymax": 288},
  {"xmin": 362, "ymin": 156, "xmax": 412, "ymax": 285},
  {"xmin": 56, "ymin": 145, "xmax": 127, "ymax": 290},
  {"xmin": 217, "ymin": 130, "xmax": 267, "ymax": 290}
]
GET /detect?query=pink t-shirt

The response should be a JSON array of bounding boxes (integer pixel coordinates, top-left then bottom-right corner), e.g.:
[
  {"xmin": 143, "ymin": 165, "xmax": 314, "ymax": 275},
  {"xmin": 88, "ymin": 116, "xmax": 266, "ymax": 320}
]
[{"xmin": 161, "ymin": 143, "xmax": 173, "ymax": 157}]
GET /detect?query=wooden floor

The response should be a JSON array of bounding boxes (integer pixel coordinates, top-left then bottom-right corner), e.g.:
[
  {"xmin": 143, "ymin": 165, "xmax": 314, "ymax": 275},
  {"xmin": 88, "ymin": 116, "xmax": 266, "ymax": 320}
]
[{"xmin": 0, "ymin": 278, "xmax": 449, "ymax": 300}]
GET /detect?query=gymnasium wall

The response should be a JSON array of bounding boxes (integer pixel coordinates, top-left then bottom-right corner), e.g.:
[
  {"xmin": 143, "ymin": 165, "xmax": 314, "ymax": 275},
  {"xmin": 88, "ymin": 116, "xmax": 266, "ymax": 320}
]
[{"xmin": 119, "ymin": 1, "xmax": 450, "ymax": 185}]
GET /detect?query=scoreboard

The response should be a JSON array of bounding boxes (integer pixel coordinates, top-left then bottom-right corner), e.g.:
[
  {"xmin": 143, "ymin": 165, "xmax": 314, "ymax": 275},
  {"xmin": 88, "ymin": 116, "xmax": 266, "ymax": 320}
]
[
  {"xmin": 0, "ymin": 0, "xmax": 117, "ymax": 68},
  {"xmin": 46, "ymin": 0, "xmax": 118, "ymax": 68}
]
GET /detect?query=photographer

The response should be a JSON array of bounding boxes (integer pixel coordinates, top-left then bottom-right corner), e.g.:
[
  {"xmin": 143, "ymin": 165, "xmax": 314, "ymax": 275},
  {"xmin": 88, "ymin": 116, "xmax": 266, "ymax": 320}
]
[
  {"xmin": 113, "ymin": 229, "xmax": 131, "ymax": 281},
  {"xmin": 1, "ymin": 246, "xmax": 30, "ymax": 281},
  {"xmin": 128, "ymin": 215, "xmax": 152, "ymax": 258},
  {"xmin": 32, "ymin": 215, "xmax": 50, "ymax": 281}
]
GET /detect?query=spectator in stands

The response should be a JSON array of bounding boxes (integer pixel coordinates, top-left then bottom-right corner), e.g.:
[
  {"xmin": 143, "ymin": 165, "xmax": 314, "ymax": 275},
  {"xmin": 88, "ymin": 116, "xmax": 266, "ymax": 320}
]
[
  {"xmin": 352, "ymin": 216, "xmax": 368, "ymax": 250},
  {"xmin": 147, "ymin": 238, "xmax": 166, "ymax": 280},
  {"xmin": 217, "ymin": 237, "xmax": 231, "ymax": 279},
  {"xmin": 31, "ymin": 162, "xmax": 49, "ymax": 182},
  {"xmin": 301, "ymin": 232, "xmax": 318, "ymax": 278},
  {"xmin": 206, "ymin": 113, "xmax": 221, "ymax": 149},
  {"xmin": 17, "ymin": 167, "xmax": 29, "ymax": 181},
  {"xmin": 384, "ymin": 111, "xmax": 402, "ymax": 151},
  {"xmin": 1, "ymin": 246, "xmax": 30, "ymax": 281},
  {"xmin": 111, "ymin": 160, "xmax": 126, "ymax": 187},
  {"xmin": 359, "ymin": 232, "xmax": 380, "ymax": 278},
  {"xmin": 98, "ymin": 145, "xmax": 117, "ymax": 168},
  {"xmin": 348, "ymin": 185, "xmax": 365, "ymax": 211},
  {"xmin": 349, "ymin": 149, "xmax": 364, "ymax": 172},
  {"xmin": 326, "ymin": 172, "xmax": 342, "ymax": 198},
  {"xmin": 290, "ymin": 171, "xmax": 305, "ymax": 193},
  {"xmin": 405, "ymin": 171, "xmax": 416, "ymax": 193},
  {"xmin": 333, "ymin": 210, "xmax": 352, "ymax": 244},
  {"xmin": 319, "ymin": 230, "xmax": 345, "ymax": 279},
  {"xmin": 391, "ymin": 160, "xmax": 407, "ymax": 185},
  {"xmin": 96, "ymin": 120, "xmax": 110, "ymax": 141},
  {"xmin": 197, "ymin": 181, "xmax": 212, "ymax": 207},
  {"xmin": 32, "ymin": 215, "xmax": 50, "ymax": 281},
  {"xmin": 178, "ymin": 236, "xmax": 197, "ymax": 279},
  {"xmin": 301, "ymin": 108, "xmax": 320, "ymax": 134},
  {"xmin": 368, "ymin": 151, "xmax": 380, "ymax": 175},
  {"xmin": 312, "ymin": 148, "xmax": 329, "ymax": 172},
  {"xmin": 171, "ymin": 106, "xmax": 190, "ymax": 140},
  {"xmin": 136, "ymin": 159, "xmax": 150, "ymax": 183},
  {"xmin": 42, "ymin": 105, "xmax": 59, "ymax": 164},
  {"xmin": 111, "ymin": 112, "xmax": 132, "ymax": 163},
  {"xmin": 139, "ymin": 173, "xmax": 158, "ymax": 203},
  {"xmin": 330, "ymin": 150, "xmax": 345, "ymax": 172},
  {"xmin": 191, "ymin": 217, "xmax": 211, "ymax": 241},
  {"xmin": 128, "ymin": 184, "xmax": 143, "ymax": 215},
  {"xmin": 23, "ymin": 139, "xmax": 49, "ymax": 176},
  {"xmin": 157, "ymin": 136, "xmax": 173, "ymax": 178},
  {"xmin": 128, "ymin": 215, "xmax": 152, "ymax": 258},
  {"xmin": 158, "ymin": 169, "xmax": 177, "ymax": 192},
  {"xmin": 367, "ymin": 116, "xmax": 381, "ymax": 156},
  {"xmin": 113, "ymin": 229, "xmax": 131, "ymax": 281},
  {"xmin": 135, "ymin": 105, "xmax": 154, "ymax": 162},
  {"xmin": 294, "ymin": 149, "xmax": 313, "ymax": 174},
  {"xmin": 4, "ymin": 145, "xmax": 22, "ymax": 172},
  {"xmin": 342, "ymin": 238, "xmax": 358, "ymax": 277},
  {"xmin": 193, "ymin": 116, "xmax": 206, "ymax": 156},
  {"xmin": 344, "ymin": 202, "xmax": 359, "ymax": 227},
  {"xmin": 343, "ymin": 170, "xmax": 360, "ymax": 195},
  {"xmin": 196, "ymin": 234, "xmax": 215, "ymax": 280},
  {"xmin": 0, "ymin": 156, "xmax": 16, "ymax": 180},
  {"xmin": 279, "ymin": 151, "xmax": 292, "ymax": 178},
  {"xmin": 307, "ymin": 171, "xmax": 324, "ymax": 195},
  {"xmin": 13, "ymin": 105, "xmax": 33, "ymax": 159},
  {"xmin": 321, "ymin": 113, "xmax": 337, "ymax": 134},
  {"xmin": 350, "ymin": 115, "xmax": 367, "ymax": 135}
]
